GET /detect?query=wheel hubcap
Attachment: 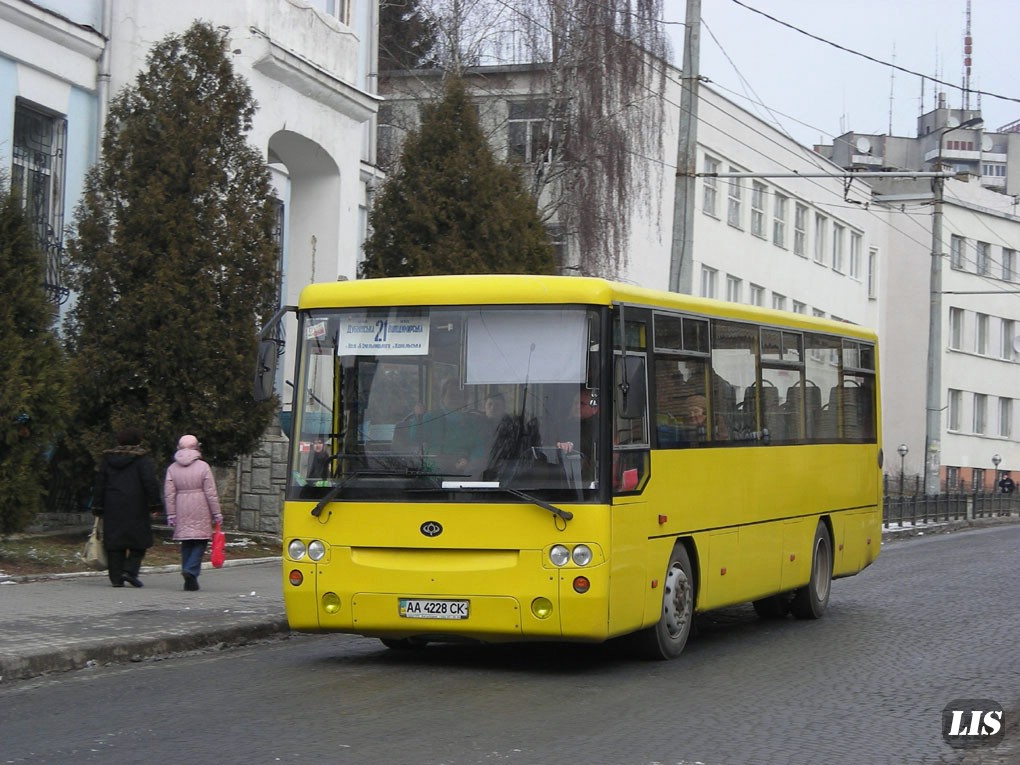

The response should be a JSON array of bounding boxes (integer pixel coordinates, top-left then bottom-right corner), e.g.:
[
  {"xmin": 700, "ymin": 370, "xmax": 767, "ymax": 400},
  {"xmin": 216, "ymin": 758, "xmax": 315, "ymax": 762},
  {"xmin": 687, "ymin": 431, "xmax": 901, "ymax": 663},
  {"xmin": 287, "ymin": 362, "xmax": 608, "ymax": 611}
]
[
  {"xmin": 663, "ymin": 561, "xmax": 691, "ymax": 638},
  {"xmin": 813, "ymin": 538, "xmax": 831, "ymax": 600}
]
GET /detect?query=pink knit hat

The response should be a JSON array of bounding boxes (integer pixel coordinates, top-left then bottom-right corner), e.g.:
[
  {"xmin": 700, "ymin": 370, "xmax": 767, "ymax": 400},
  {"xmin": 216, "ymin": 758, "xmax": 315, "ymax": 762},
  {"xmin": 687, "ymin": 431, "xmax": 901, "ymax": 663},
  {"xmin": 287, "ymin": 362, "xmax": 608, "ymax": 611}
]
[{"xmin": 177, "ymin": 434, "xmax": 200, "ymax": 450}]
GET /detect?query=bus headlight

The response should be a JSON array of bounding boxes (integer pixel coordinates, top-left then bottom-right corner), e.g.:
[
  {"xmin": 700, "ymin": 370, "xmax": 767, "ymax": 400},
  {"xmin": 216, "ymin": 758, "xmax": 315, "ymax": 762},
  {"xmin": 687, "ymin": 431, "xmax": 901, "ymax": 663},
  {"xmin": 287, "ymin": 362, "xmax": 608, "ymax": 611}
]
[
  {"xmin": 308, "ymin": 540, "xmax": 326, "ymax": 561},
  {"xmin": 571, "ymin": 544, "xmax": 593, "ymax": 566},
  {"xmin": 549, "ymin": 545, "xmax": 570, "ymax": 567},
  {"xmin": 288, "ymin": 539, "xmax": 306, "ymax": 560}
]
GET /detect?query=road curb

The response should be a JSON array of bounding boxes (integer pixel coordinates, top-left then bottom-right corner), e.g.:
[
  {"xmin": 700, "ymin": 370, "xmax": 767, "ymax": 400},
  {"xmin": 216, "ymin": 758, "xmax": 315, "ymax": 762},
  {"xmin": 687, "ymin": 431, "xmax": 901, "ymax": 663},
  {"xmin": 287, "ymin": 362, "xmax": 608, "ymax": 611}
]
[
  {"xmin": 0, "ymin": 556, "xmax": 282, "ymax": 585},
  {"xmin": 0, "ymin": 619, "xmax": 292, "ymax": 683}
]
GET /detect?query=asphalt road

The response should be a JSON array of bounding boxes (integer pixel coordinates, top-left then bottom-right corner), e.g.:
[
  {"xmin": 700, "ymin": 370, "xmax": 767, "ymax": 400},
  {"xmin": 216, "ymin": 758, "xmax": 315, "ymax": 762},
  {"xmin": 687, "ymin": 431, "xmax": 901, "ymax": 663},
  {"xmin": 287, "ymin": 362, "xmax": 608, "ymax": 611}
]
[{"xmin": 3, "ymin": 525, "xmax": 1019, "ymax": 765}]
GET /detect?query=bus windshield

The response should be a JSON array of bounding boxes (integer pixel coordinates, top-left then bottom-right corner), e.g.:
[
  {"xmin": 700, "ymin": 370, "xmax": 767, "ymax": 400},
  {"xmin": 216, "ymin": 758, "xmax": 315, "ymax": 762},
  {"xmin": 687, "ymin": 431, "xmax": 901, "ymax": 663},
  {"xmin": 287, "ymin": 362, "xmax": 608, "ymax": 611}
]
[{"xmin": 288, "ymin": 305, "xmax": 603, "ymax": 503}]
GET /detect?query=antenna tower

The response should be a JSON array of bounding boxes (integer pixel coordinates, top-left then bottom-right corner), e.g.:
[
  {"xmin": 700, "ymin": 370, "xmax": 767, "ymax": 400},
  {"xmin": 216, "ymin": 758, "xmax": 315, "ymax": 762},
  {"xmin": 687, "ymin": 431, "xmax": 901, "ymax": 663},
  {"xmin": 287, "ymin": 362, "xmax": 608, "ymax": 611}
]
[{"xmin": 962, "ymin": 0, "xmax": 973, "ymax": 111}]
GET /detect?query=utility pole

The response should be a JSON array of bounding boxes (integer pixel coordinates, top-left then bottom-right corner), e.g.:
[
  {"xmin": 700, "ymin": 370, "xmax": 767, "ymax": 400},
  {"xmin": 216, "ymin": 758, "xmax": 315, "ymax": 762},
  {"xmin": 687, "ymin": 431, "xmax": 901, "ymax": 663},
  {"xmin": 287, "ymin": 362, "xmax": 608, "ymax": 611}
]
[
  {"xmin": 668, "ymin": 0, "xmax": 701, "ymax": 294},
  {"xmin": 924, "ymin": 116, "xmax": 983, "ymax": 495}
]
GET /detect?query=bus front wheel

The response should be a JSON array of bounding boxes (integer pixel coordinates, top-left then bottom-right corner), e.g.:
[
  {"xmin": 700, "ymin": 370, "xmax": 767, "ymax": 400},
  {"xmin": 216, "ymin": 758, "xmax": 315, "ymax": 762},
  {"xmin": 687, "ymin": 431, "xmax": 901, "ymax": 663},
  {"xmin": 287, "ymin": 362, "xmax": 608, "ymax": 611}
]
[
  {"xmin": 790, "ymin": 522, "xmax": 832, "ymax": 620},
  {"xmin": 636, "ymin": 544, "xmax": 694, "ymax": 660}
]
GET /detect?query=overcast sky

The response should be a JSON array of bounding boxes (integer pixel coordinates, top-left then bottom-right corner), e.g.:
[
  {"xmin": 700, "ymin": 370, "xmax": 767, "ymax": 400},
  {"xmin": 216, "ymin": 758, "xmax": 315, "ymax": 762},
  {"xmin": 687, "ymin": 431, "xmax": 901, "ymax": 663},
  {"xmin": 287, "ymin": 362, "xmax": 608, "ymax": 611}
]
[{"xmin": 662, "ymin": 0, "xmax": 1019, "ymax": 148}]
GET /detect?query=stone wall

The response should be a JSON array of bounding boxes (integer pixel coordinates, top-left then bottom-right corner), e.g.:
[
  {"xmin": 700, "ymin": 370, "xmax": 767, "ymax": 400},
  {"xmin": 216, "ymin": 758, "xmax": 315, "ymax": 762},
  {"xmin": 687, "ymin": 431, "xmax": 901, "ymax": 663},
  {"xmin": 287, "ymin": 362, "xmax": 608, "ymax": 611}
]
[{"xmin": 235, "ymin": 421, "xmax": 289, "ymax": 535}]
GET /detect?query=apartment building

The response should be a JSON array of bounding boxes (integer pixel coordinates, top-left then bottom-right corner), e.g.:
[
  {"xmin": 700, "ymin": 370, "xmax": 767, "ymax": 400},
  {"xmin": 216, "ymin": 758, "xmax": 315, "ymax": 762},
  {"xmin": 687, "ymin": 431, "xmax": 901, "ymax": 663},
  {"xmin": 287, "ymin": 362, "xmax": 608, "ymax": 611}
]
[{"xmin": 0, "ymin": 0, "xmax": 380, "ymax": 320}]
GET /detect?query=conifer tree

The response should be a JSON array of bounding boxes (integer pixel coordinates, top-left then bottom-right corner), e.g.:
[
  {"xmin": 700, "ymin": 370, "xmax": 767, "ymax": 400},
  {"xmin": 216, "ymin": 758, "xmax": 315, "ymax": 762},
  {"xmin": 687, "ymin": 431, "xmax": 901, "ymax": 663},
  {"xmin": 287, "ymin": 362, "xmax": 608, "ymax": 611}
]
[
  {"xmin": 361, "ymin": 76, "xmax": 554, "ymax": 277},
  {"xmin": 63, "ymin": 21, "xmax": 279, "ymax": 470},
  {"xmin": 0, "ymin": 183, "xmax": 71, "ymax": 533},
  {"xmin": 379, "ymin": 0, "xmax": 439, "ymax": 70}
]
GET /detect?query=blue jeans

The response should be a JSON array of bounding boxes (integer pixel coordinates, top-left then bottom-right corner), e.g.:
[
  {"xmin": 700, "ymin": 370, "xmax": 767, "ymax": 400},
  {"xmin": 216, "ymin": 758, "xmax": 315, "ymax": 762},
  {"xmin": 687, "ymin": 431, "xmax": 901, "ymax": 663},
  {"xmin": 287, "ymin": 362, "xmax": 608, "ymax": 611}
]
[{"xmin": 181, "ymin": 540, "xmax": 208, "ymax": 578}]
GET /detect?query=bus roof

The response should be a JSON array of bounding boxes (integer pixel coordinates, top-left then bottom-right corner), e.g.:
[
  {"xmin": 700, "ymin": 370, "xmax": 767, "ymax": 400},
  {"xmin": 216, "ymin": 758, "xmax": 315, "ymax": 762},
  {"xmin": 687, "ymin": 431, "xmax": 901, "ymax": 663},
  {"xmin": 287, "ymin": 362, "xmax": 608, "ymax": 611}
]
[{"xmin": 299, "ymin": 275, "xmax": 877, "ymax": 342}]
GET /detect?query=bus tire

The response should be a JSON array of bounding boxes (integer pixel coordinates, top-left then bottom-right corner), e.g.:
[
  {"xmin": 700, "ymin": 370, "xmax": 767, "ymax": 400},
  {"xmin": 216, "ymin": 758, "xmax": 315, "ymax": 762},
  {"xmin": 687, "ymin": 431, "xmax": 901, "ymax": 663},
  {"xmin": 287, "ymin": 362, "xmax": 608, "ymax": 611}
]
[
  {"xmin": 790, "ymin": 522, "xmax": 832, "ymax": 620},
  {"xmin": 635, "ymin": 544, "xmax": 694, "ymax": 660}
]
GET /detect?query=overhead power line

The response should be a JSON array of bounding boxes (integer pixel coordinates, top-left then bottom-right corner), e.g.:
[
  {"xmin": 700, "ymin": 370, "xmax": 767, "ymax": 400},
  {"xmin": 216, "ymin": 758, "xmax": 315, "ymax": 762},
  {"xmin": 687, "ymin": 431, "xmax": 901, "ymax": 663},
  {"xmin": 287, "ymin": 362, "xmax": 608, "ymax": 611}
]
[{"xmin": 728, "ymin": 0, "xmax": 1020, "ymax": 107}]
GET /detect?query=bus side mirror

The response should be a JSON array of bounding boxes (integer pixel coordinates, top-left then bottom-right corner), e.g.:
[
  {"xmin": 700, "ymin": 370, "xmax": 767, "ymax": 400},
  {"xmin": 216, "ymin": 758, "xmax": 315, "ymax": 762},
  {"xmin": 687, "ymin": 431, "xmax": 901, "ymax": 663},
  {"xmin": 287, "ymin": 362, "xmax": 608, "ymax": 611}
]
[
  {"xmin": 253, "ymin": 339, "xmax": 280, "ymax": 401},
  {"xmin": 615, "ymin": 355, "xmax": 647, "ymax": 419}
]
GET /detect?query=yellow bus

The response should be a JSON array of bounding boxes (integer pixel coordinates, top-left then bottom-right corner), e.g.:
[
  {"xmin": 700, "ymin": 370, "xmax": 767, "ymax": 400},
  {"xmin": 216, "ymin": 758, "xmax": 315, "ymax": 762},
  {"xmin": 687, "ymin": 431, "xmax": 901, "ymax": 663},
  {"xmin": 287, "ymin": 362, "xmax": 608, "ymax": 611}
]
[{"xmin": 257, "ymin": 275, "xmax": 882, "ymax": 659}]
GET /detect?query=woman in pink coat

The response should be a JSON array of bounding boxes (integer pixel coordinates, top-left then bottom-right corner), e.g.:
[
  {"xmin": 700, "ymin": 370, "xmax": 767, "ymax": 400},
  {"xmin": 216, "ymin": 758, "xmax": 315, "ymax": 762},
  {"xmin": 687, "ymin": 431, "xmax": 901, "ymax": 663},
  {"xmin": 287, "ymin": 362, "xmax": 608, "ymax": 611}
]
[{"xmin": 164, "ymin": 434, "xmax": 223, "ymax": 591}]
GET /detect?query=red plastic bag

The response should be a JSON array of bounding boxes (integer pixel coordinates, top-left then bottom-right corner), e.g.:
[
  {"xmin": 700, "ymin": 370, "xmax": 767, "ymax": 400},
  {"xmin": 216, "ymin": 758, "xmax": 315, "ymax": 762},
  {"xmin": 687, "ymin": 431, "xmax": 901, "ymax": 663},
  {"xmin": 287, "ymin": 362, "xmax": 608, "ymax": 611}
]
[{"xmin": 211, "ymin": 523, "xmax": 226, "ymax": 568}]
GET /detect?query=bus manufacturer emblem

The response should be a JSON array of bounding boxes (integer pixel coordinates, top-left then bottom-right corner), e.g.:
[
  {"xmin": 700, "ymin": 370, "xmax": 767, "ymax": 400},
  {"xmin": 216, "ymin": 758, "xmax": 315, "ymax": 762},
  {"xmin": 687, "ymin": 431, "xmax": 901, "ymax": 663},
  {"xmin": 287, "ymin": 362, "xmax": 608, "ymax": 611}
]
[{"xmin": 420, "ymin": 521, "xmax": 443, "ymax": 537}]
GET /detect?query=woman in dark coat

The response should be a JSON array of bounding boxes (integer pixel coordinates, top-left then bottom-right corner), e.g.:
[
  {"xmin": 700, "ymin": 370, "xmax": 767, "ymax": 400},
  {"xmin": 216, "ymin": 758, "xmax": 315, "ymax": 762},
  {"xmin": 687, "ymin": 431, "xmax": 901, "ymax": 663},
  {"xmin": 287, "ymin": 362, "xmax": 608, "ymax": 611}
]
[{"xmin": 92, "ymin": 427, "xmax": 162, "ymax": 588}]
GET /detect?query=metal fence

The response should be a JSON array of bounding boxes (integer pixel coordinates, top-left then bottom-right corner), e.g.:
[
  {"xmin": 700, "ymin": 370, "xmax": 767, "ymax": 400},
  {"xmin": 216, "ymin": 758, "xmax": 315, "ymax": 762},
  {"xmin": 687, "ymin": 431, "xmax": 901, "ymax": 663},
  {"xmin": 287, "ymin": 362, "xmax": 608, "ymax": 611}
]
[{"xmin": 882, "ymin": 474, "xmax": 1020, "ymax": 528}]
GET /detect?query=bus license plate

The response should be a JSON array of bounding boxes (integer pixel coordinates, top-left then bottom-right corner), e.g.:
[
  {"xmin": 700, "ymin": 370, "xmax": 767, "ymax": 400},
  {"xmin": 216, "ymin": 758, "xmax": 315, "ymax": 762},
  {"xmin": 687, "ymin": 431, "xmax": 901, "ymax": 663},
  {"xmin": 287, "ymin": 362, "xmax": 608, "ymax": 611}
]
[{"xmin": 399, "ymin": 598, "xmax": 469, "ymax": 620}]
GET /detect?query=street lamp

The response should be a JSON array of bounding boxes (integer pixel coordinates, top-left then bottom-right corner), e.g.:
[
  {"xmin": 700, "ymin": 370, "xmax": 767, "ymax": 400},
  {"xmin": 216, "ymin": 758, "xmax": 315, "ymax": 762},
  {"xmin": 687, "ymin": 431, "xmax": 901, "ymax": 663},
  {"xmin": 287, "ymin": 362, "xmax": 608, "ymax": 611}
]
[
  {"xmin": 897, "ymin": 444, "xmax": 909, "ymax": 496},
  {"xmin": 924, "ymin": 116, "xmax": 984, "ymax": 495}
]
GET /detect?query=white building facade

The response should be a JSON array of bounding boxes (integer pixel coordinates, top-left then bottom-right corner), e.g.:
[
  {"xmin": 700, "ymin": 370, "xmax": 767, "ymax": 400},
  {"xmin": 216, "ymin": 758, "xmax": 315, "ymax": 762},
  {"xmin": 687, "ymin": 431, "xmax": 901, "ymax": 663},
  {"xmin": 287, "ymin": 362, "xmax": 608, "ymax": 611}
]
[{"xmin": 0, "ymin": 0, "xmax": 379, "ymax": 315}]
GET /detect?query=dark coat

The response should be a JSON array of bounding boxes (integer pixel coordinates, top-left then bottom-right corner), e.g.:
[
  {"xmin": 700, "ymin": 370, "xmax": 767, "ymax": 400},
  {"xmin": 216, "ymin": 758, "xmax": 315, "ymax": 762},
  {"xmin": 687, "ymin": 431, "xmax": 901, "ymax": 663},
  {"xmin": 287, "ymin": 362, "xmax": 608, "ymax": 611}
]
[{"xmin": 93, "ymin": 446, "xmax": 162, "ymax": 550}]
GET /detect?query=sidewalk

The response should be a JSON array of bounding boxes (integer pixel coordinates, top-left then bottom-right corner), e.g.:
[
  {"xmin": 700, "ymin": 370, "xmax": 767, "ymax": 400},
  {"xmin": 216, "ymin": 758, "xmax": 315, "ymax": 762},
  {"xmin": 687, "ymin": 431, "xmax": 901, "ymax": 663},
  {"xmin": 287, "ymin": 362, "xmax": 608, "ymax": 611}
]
[
  {"xmin": 0, "ymin": 557, "xmax": 288, "ymax": 683},
  {"xmin": 2, "ymin": 515, "xmax": 1017, "ymax": 684}
]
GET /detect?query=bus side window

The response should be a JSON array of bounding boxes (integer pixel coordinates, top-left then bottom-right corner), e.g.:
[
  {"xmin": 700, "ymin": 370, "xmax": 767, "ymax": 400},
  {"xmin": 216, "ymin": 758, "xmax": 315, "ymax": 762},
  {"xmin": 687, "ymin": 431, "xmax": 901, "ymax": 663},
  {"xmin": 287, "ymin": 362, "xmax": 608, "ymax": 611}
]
[{"xmin": 614, "ymin": 354, "xmax": 650, "ymax": 493}]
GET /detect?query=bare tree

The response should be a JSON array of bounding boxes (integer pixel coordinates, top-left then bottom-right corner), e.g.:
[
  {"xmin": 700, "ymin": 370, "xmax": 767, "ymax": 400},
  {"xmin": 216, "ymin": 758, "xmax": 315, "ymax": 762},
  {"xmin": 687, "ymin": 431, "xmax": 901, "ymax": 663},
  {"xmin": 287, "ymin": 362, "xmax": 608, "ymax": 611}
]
[{"xmin": 381, "ymin": 0, "xmax": 670, "ymax": 277}]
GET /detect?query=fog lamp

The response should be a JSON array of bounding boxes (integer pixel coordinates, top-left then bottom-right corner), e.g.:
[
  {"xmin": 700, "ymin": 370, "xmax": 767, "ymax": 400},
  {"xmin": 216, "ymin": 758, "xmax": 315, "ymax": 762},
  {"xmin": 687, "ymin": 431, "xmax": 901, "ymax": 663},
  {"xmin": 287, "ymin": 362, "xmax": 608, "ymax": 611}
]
[
  {"xmin": 321, "ymin": 592, "xmax": 341, "ymax": 614},
  {"xmin": 531, "ymin": 597, "xmax": 554, "ymax": 619}
]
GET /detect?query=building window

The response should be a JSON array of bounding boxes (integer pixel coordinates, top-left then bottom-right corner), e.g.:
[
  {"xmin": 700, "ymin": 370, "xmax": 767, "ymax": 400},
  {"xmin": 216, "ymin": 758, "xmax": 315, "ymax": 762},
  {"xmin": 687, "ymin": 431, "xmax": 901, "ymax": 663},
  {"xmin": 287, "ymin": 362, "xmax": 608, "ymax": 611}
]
[
  {"xmin": 1003, "ymin": 248, "xmax": 1016, "ymax": 282},
  {"xmin": 849, "ymin": 232, "xmax": 862, "ymax": 278},
  {"xmin": 950, "ymin": 235, "xmax": 965, "ymax": 270},
  {"xmin": 812, "ymin": 308, "xmax": 825, "ymax": 319},
  {"xmin": 946, "ymin": 466, "xmax": 960, "ymax": 490},
  {"xmin": 508, "ymin": 100, "xmax": 560, "ymax": 163},
  {"xmin": 749, "ymin": 283, "xmax": 764, "ymax": 306},
  {"xmin": 793, "ymin": 203, "xmax": 808, "ymax": 257},
  {"xmin": 792, "ymin": 300, "xmax": 806, "ymax": 314},
  {"xmin": 948, "ymin": 389, "xmax": 962, "ymax": 431},
  {"xmin": 771, "ymin": 292, "xmax": 786, "ymax": 311},
  {"xmin": 972, "ymin": 467, "xmax": 985, "ymax": 490},
  {"xmin": 976, "ymin": 241, "xmax": 991, "ymax": 275},
  {"xmin": 772, "ymin": 193, "xmax": 787, "ymax": 248},
  {"xmin": 702, "ymin": 156, "xmax": 719, "ymax": 216},
  {"xmin": 701, "ymin": 266, "xmax": 717, "ymax": 298},
  {"xmin": 11, "ymin": 98, "xmax": 68, "ymax": 305},
  {"xmin": 1002, "ymin": 319, "xmax": 1016, "ymax": 361},
  {"xmin": 832, "ymin": 223, "xmax": 845, "ymax": 273},
  {"xmin": 868, "ymin": 248, "xmax": 877, "ymax": 298},
  {"xmin": 308, "ymin": 0, "xmax": 351, "ymax": 23},
  {"xmin": 1000, "ymin": 398, "xmax": 1013, "ymax": 438},
  {"xmin": 750, "ymin": 182, "xmax": 766, "ymax": 238},
  {"xmin": 814, "ymin": 214, "xmax": 827, "ymax": 264},
  {"xmin": 949, "ymin": 308, "xmax": 964, "ymax": 350},
  {"xmin": 976, "ymin": 313, "xmax": 989, "ymax": 355},
  {"xmin": 973, "ymin": 393, "xmax": 987, "ymax": 434},
  {"xmin": 727, "ymin": 172, "xmax": 742, "ymax": 228},
  {"xmin": 726, "ymin": 274, "xmax": 742, "ymax": 303}
]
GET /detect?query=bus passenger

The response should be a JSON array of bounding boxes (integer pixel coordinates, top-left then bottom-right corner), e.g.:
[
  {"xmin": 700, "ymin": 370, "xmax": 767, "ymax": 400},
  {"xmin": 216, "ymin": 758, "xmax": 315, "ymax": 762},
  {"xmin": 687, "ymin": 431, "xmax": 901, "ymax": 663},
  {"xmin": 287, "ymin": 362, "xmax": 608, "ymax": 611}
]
[
  {"xmin": 411, "ymin": 379, "xmax": 479, "ymax": 474},
  {"xmin": 685, "ymin": 394, "xmax": 728, "ymax": 442}
]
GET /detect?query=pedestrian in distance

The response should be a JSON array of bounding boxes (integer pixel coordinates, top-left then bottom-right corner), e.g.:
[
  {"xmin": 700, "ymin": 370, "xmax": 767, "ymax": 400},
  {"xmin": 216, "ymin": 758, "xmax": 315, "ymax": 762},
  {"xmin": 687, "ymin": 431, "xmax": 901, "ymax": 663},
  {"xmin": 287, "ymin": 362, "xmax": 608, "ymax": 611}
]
[
  {"xmin": 92, "ymin": 427, "xmax": 163, "ymax": 588},
  {"xmin": 164, "ymin": 434, "xmax": 223, "ymax": 591},
  {"xmin": 999, "ymin": 473, "xmax": 1015, "ymax": 494}
]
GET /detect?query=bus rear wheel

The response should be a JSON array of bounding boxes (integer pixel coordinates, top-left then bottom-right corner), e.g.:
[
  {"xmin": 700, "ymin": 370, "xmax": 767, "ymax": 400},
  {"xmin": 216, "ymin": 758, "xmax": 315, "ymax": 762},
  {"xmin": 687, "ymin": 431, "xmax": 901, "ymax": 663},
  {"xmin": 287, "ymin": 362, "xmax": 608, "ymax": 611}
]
[
  {"xmin": 790, "ymin": 522, "xmax": 832, "ymax": 620},
  {"xmin": 635, "ymin": 544, "xmax": 694, "ymax": 660}
]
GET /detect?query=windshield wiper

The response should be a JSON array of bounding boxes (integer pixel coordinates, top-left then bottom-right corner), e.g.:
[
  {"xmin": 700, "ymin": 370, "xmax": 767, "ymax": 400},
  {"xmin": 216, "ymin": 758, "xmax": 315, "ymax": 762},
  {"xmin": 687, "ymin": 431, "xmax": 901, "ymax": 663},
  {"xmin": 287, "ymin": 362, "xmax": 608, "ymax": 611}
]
[
  {"xmin": 504, "ymin": 487, "xmax": 573, "ymax": 522},
  {"xmin": 453, "ymin": 485, "xmax": 572, "ymax": 522},
  {"xmin": 309, "ymin": 467, "xmax": 470, "ymax": 517}
]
